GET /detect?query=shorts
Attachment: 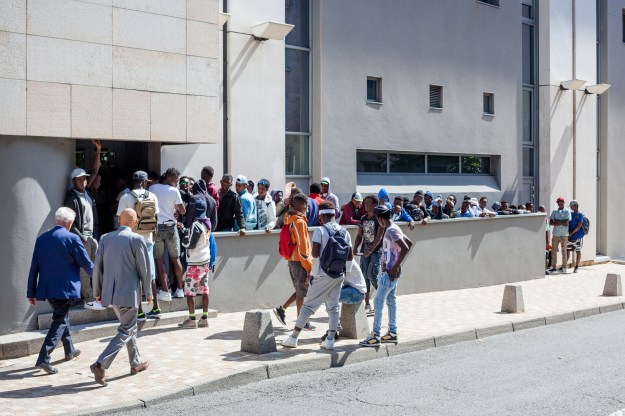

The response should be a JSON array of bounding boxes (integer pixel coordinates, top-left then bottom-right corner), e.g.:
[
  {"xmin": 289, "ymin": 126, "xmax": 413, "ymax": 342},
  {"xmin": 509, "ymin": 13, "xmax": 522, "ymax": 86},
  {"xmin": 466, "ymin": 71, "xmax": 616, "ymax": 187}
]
[
  {"xmin": 184, "ymin": 264, "xmax": 210, "ymax": 296},
  {"xmin": 288, "ymin": 261, "xmax": 309, "ymax": 298},
  {"xmin": 154, "ymin": 225, "xmax": 181, "ymax": 259},
  {"xmin": 567, "ymin": 238, "xmax": 583, "ymax": 253}
]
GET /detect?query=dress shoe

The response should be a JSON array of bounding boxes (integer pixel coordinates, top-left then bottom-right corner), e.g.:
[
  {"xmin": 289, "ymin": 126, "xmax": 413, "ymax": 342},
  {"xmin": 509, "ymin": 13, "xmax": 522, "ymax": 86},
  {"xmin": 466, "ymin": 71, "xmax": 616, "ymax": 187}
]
[
  {"xmin": 36, "ymin": 362, "xmax": 58, "ymax": 374},
  {"xmin": 130, "ymin": 361, "xmax": 149, "ymax": 375},
  {"xmin": 65, "ymin": 349, "xmax": 81, "ymax": 361},
  {"xmin": 90, "ymin": 362, "xmax": 107, "ymax": 386}
]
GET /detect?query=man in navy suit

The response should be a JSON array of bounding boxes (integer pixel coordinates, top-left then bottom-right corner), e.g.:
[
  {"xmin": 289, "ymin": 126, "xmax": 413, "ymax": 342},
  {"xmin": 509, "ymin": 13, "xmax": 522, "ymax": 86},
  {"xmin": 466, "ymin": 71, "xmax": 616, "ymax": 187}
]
[{"xmin": 27, "ymin": 207, "xmax": 94, "ymax": 374}]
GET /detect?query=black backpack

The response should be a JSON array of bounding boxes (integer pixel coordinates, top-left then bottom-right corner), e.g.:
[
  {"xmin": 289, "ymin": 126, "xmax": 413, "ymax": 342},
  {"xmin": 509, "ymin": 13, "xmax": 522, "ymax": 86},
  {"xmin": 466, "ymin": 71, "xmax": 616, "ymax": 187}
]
[{"xmin": 319, "ymin": 224, "xmax": 351, "ymax": 278}]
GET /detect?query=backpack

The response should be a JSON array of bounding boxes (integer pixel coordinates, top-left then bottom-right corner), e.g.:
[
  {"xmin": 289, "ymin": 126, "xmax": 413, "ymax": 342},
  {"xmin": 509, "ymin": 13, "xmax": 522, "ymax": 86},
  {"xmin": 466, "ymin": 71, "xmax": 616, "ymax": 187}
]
[
  {"xmin": 131, "ymin": 190, "xmax": 157, "ymax": 232},
  {"xmin": 278, "ymin": 223, "xmax": 295, "ymax": 260},
  {"xmin": 582, "ymin": 214, "xmax": 590, "ymax": 236},
  {"xmin": 319, "ymin": 224, "xmax": 351, "ymax": 278}
]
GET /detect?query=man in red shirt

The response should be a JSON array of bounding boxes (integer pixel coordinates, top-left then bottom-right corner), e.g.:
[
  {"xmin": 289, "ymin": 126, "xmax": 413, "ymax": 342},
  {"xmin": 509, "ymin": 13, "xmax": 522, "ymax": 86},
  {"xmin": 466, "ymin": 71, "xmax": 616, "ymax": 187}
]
[{"xmin": 339, "ymin": 192, "xmax": 363, "ymax": 225}]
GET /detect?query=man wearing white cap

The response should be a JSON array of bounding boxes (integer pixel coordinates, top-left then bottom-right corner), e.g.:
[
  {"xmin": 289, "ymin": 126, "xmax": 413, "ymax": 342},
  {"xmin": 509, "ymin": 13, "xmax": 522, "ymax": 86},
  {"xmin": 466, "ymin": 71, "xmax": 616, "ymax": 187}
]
[
  {"xmin": 64, "ymin": 168, "xmax": 101, "ymax": 308},
  {"xmin": 235, "ymin": 175, "xmax": 257, "ymax": 230}
]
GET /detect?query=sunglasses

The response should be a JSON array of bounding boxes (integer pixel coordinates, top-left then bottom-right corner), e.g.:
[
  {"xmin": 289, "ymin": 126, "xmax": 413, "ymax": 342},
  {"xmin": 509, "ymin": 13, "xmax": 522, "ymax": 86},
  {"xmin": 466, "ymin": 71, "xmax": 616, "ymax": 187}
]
[{"xmin": 258, "ymin": 180, "xmax": 269, "ymax": 187}]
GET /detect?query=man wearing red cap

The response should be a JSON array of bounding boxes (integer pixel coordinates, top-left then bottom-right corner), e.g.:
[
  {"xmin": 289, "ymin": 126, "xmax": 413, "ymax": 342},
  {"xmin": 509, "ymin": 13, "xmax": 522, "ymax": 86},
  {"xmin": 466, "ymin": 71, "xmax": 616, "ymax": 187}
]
[{"xmin": 548, "ymin": 197, "xmax": 571, "ymax": 274}]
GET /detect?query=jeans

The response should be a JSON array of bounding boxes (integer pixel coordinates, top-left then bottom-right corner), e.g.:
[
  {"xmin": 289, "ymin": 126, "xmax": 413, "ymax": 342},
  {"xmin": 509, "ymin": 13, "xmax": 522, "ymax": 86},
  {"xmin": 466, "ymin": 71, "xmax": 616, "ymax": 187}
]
[
  {"xmin": 36, "ymin": 299, "xmax": 77, "ymax": 365},
  {"xmin": 339, "ymin": 286, "xmax": 365, "ymax": 304},
  {"xmin": 373, "ymin": 272, "xmax": 398, "ymax": 336},
  {"xmin": 295, "ymin": 274, "xmax": 344, "ymax": 332},
  {"xmin": 360, "ymin": 251, "xmax": 381, "ymax": 292}
]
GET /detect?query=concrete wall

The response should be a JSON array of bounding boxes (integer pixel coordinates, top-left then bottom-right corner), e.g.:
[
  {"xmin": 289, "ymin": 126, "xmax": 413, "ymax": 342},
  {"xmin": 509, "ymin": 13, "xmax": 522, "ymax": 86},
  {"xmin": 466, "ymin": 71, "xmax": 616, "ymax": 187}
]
[
  {"xmin": 0, "ymin": 0, "xmax": 219, "ymax": 143},
  {"xmin": 313, "ymin": 0, "xmax": 523, "ymax": 205},
  {"xmin": 208, "ymin": 214, "xmax": 546, "ymax": 313}
]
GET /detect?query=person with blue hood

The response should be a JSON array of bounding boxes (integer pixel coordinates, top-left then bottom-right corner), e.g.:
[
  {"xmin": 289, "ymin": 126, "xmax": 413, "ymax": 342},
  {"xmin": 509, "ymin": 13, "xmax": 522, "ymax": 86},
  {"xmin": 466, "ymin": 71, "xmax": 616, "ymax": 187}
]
[{"xmin": 377, "ymin": 188, "xmax": 393, "ymax": 209}]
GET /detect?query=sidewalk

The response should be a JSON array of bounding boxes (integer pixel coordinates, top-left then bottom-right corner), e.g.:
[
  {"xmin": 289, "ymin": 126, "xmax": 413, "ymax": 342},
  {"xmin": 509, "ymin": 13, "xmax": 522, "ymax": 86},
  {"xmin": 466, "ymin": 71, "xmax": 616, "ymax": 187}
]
[{"xmin": 1, "ymin": 263, "xmax": 625, "ymax": 416}]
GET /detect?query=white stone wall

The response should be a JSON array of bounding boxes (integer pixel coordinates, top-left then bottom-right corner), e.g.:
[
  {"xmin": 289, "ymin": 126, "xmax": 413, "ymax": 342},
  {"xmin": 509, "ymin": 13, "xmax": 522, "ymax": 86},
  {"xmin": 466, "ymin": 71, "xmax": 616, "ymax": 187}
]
[{"xmin": 0, "ymin": 0, "xmax": 219, "ymax": 143}]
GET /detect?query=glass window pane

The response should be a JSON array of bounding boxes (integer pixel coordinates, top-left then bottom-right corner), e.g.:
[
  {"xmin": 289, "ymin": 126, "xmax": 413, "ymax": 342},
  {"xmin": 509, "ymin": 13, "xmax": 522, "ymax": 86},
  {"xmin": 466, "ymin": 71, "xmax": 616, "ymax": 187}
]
[
  {"xmin": 428, "ymin": 155, "xmax": 459, "ymax": 174},
  {"xmin": 523, "ymin": 90, "xmax": 533, "ymax": 142},
  {"xmin": 285, "ymin": 48, "xmax": 310, "ymax": 133},
  {"xmin": 461, "ymin": 156, "xmax": 491, "ymax": 174},
  {"xmin": 357, "ymin": 152, "xmax": 387, "ymax": 173},
  {"xmin": 522, "ymin": 4, "xmax": 532, "ymax": 19},
  {"xmin": 286, "ymin": 135, "xmax": 309, "ymax": 175},
  {"xmin": 389, "ymin": 153, "xmax": 425, "ymax": 173},
  {"xmin": 523, "ymin": 147, "xmax": 535, "ymax": 177},
  {"xmin": 285, "ymin": 0, "xmax": 309, "ymax": 48},
  {"xmin": 522, "ymin": 24, "xmax": 534, "ymax": 84}
]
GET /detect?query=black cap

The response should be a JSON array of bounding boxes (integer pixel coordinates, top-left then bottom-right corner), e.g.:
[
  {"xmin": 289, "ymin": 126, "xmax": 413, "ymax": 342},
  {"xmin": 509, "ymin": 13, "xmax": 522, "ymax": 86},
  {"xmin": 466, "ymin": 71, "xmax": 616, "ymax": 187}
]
[{"xmin": 133, "ymin": 170, "xmax": 148, "ymax": 181}]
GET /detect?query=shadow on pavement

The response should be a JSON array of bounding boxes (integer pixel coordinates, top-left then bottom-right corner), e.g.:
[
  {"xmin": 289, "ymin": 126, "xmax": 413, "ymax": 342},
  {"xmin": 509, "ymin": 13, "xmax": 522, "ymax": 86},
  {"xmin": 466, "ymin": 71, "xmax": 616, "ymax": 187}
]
[{"xmin": 0, "ymin": 381, "xmax": 101, "ymax": 398}]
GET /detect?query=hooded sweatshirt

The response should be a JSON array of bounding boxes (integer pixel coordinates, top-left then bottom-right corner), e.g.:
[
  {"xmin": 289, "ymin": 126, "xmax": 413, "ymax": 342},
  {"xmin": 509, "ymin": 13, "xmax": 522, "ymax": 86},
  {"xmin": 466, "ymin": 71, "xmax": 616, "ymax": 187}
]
[
  {"xmin": 284, "ymin": 211, "xmax": 312, "ymax": 271},
  {"xmin": 377, "ymin": 188, "xmax": 393, "ymax": 210},
  {"xmin": 320, "ymin": 179, "xmax": 340, "ymax": 217}
]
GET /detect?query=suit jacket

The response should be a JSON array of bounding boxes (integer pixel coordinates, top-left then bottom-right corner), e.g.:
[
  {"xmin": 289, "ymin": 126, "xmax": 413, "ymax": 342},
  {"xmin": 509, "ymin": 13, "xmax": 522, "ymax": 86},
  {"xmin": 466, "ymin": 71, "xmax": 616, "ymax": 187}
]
[
  {"xmin": 92, "ymin": 226, "xmax": 151, "ymax": 308},
  {"xmin": 27, "ymin": 226, "xmax": 94, "ymax": 300}
]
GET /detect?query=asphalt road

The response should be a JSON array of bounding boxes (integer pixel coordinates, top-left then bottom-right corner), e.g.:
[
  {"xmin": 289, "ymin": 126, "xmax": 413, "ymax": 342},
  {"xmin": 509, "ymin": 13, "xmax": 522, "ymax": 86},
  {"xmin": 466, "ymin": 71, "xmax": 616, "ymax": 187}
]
[{"xmin": 113, "ymin": 311, "xmax": 625, "ymax": 416}]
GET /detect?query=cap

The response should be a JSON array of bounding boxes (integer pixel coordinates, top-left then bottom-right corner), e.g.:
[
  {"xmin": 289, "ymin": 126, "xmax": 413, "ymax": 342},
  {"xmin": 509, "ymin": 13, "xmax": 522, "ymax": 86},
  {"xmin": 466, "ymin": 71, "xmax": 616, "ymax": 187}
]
[
  {"xmin": 192, "ymin": 196, "xmax": 207, "ymax": 219},
  {"xmin": 492, "ymin": 201, "xmax": 501, "ymax": 211},
  {"xmin": 469, "ymin": 197, "xmax": 479, "ymax": 206},
  {"xmin": 569, "ymin": 200, "xmax": 579, "ymax": 207},
  {"xmin": 424, "ymin": 191, "xmax": 434, "ymax": 199},
  {"xmin": 70, "ymin": 168, "xmax": 90, "ymax": 180},
  {"xmin": 133, "ymin": 170, "xmax": 148, "ymax": 181},
  {"xmin": 414, "ymin": 190, "xmax": 424, "ymax": 196},
  {"xmin": 320, "ymin": 177, "xmax": 331, "ymax": 185},
  {"xmin": 432, "ymin": 200, "xmax": 439, "ymax": 207},
  {"xmin": 374, "ymin": 205, "xmax": 390, "ymax": 216},
  {"xmin": 236, "ymin": 175, "xmax": 248, "ymax": 184},
  {"xmin": 556, "ymin": 197, "xmax": 565, "ymax": 203},
  {"xmin": 352, "ymin": 192, "xmax": 363, "ymax": 202}
]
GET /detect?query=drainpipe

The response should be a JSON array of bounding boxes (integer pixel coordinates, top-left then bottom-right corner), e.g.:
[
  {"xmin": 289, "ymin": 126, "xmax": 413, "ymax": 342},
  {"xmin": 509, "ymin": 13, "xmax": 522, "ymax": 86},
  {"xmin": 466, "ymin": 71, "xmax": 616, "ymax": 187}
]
[
  {"xmin": 222, "ymin": 0, "xmax": 229, "ymax": 173},
  {"xmin": 572, "ymin": 0, "xmax": 577, "ymax": 198}
]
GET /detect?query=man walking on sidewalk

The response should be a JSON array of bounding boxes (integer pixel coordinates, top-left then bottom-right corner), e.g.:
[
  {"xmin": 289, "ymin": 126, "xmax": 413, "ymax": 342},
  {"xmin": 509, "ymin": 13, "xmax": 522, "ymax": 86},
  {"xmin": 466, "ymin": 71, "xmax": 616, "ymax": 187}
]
[
  {"xmin": 28, "ymin": 207, "xmax": 94, "ymax": 374},
  {"xmin": 90, "ymin": 209, "xmax": 152, "ymax": 386},
  {"xmin": 548, "ymin": 197, "xmax": 571, "ymax": 274}
]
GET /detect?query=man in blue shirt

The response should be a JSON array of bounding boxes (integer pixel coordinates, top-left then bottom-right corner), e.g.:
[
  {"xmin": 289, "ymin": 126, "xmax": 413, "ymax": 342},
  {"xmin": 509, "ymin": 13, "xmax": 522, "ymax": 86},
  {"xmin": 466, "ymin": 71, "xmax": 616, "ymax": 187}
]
[
  {"xmin": 27, "ymin": 207, "xmax": 94, "ymax": 375},
  {"xmin": 567, "ymin": 200, "xmax": 585, "ymax": 273}
]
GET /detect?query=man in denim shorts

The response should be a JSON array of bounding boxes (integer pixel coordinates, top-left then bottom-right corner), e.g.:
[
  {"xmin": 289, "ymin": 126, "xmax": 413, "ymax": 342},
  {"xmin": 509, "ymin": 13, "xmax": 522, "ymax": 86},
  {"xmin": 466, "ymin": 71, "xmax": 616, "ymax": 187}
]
[{"xmin": 149, "ymin": 168, "xmax": 186, "ymax": 300}]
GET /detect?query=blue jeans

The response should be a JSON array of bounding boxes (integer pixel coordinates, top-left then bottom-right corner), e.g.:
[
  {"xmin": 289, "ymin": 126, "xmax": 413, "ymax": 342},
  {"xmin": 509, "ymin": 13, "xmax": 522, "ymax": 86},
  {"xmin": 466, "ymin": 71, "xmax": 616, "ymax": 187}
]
[
  {"xmin": 373, "ymin": 272, "xmax": 398, "ymax": 336},
  {"xmin": 360, "ymin": 251, "xmax": 381, "ymax": 292},
  {"xmin": 339, "ymin": 286, "xmax": 365, "ymax": 304}
]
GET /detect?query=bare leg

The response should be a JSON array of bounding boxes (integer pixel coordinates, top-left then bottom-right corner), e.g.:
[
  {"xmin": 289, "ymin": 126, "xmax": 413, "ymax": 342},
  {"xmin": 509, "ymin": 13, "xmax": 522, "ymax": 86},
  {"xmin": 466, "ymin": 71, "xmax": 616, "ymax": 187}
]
[
  {"xmin": 282, "ymin": 292, "xmax": 296, "ymax": 309},
  {"xmin": 172, "ymin": 257, "xmax": 184, "ymax": 290},
  {"xmin": 202, "ymin": 293, "xmax": 209, "ymax": 313},
  {"xmin": 186, "ymin": 296, "xmax": 195, "ymax": 315},
  {"xmin": 151, "ymin": 281, "xmax": 159, "ymax": 310},
  {"xmin": 155, "ymin": 257, "xmax": 169, "ymax": 291}
]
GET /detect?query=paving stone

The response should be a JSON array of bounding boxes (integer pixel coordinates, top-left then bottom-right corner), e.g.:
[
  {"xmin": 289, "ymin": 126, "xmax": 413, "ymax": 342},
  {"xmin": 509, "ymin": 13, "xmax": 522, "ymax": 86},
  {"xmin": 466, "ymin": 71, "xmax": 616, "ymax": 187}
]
[
  {"xmin": 545, "ymin": 312, "xmax": 575, "ymax": 325},
  {"xmin": 240, "ymin": 310, "xmax": 277, "ymax": 354},
  {"xmin": 339, "ymin": 302, "xmax": 370, "ymax": 339},
  {"xmin": 266, "ymin": 354, "xmax": 332, "ymax": 379},
  {"xmin": 599, "ymin": 303, "xmax": 624, "ymax": 314}
]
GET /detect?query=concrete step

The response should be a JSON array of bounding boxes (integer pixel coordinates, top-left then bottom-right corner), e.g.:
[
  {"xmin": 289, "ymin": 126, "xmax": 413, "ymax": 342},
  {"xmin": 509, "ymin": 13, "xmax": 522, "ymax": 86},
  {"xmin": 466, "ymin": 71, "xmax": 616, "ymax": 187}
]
[
  {"xmin": 0, "ymin": 308, "xmax": 217, "ymax": 360},
  {"xmin": 38, "ymin": 297, "xmax": 208, "ymax": 330}
]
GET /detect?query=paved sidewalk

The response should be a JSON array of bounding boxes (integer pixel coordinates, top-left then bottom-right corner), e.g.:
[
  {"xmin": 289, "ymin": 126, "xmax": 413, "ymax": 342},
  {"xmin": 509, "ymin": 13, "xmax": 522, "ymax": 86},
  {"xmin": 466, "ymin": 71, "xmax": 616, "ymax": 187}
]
[{"xmin": 1, "ymin": 264, "xmax": 624, "ymax": 416}]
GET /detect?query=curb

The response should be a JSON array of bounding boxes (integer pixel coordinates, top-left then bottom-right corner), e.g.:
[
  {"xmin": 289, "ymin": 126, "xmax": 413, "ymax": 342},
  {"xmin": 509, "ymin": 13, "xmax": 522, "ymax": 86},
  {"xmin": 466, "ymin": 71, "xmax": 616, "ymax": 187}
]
[{"xmin": 63, "ymin": 301, "xmax": 625, "ymax": 415}]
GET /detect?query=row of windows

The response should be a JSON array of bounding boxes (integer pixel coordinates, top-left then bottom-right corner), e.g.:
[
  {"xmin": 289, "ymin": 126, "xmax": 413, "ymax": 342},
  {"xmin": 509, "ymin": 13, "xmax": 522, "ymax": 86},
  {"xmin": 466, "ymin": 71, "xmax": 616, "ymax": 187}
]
[
  {"xmin": 367, "ymin": 78, "xmax": 495, "ymax": 115},
  {"xmin": 357, "ymin": 152, "xmax": 492, "ymax": 175}
]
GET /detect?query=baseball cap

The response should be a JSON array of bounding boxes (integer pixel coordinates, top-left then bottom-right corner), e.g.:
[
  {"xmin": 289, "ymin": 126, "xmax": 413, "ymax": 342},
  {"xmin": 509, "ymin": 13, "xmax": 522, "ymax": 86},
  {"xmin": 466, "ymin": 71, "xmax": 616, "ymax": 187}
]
[
  {"xmin": 469, "ymin": 197, "xmax": 479, "ymax": 206},
  {"xmin": 556, "ymin": 197, "xmax": 565, "ymax": 203},
  {"xmin": 352, "ymin": 192, "xmax": 363, "ymax": 202},
  {"xmin": 192, "ymin": 196, "xmax": 207, "ymax": 219},
  {"xmin": 424, "ymin": 191, "xmax": 434, "ymax": 199},
  {"xmin": 133, "ymin": 170, "xmax": 148, "ymax": 181},
  {"xmin": 432, "ymin": 199, "xmax": 440, "ymax": 207},
  {"xmin": 236, "ymin": 175, "xmax": 248, "ymax": 185},
  {"xmin": 70, "ymin": 168, "xmax": 90, "ymax": 179},
  {"xmin": 374, "ymin": 205, "xmax": 390, "ymax": 216},
  {"xmin": 569, "ymin": 200, "xmax": 579, "ymax": 207},
  {"xmin": 320, "ymin": 177, "xmax": 331, "ymax": 185}
]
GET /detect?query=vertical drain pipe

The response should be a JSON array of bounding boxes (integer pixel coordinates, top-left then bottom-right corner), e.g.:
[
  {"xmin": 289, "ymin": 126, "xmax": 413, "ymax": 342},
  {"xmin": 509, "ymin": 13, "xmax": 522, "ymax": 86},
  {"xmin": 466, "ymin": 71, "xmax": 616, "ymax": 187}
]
[
  {"xmin": 572, "ymin": 0, "xmax": 577, "ymax": 198},
  {"xmin": 222, "ymin": 0, "xmax": 229, "ymax": 173}
]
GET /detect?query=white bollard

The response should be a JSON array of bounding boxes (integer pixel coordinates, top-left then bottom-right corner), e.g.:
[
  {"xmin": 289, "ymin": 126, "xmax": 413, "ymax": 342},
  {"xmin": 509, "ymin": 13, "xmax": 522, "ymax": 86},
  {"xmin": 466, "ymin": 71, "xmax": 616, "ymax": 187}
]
[
  {"xmin": 603, "ymin": 274, "xmax": 622, "ymax": 297},
  {"xmin": 501, "ymin": 284, "xmax": 525, "ymax": 313}
]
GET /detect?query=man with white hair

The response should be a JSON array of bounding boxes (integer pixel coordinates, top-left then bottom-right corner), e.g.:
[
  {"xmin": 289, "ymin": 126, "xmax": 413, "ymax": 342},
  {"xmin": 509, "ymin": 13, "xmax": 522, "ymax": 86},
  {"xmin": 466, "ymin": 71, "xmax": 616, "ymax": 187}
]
[{"xmin": 27, "ymin": 207, "xmax": 94, "ymax": 375}]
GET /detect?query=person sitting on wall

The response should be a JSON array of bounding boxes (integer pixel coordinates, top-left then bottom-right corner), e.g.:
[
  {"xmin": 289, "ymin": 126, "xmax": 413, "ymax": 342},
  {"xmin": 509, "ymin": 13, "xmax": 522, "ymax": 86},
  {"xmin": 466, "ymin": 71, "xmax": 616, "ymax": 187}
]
[
  {"xmin": 443, "ymin": 195, "xmax": 457, "ymax": 219},
  {"xmin": 430, "ymin": 199, "xmax": 449, "ymax": 220},
  {"xmin": 496, "ymin": 200, "xmax": 513, "ymax": 216},
  {"xmin": 339, "ymin": 192, "xmax": 364, "ymax": 226},
  {"xmin": 476, "ymin": 197, "xmax": 497, "ymax": 217},
  {"xmin": 457, "ymin": 200, "xmax": 475, "ymax": 218},
  {"xmin": 391, "ymin": 196, "xmax": 416, "ymax": 230},
  {"xmin": 406, "ymin": 191, "xmax": 431, "ymax": 224}
]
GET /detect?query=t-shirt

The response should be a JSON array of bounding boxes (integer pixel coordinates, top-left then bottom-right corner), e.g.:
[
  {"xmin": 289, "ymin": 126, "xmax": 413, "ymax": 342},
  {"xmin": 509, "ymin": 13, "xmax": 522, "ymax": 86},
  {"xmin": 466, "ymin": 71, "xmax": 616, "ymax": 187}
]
[
  {"xmin": 149, "ymin": 183, "xmax": 183, "ymax": 224},
  {"xmin": 550, "ymin": 208, "xmax": 571, "ymax": 237},
  {"xmin": 569, "ymin": 212, "xmax": 585, "ymax": 240},
  {"xmin": 311, "ymin": 222, "xmax": 352, "ymax": 277},
  {"xmin": 359, "ymin": 214, "xmax": 382, "ymax": 253},
  {"xmin": 344, "ymin": 261, "xmax": 366, "ymax": 294},
  {"xmin": 117, "ymin": 188, "xmax": 160, "ymax": 243},
  {"xmin": 76, "ymin": 190, "xmax": 94, "ymax": 236},
  {"xmin": 382, "ymin": 223, "xmax": 405, "ymax": 271}
]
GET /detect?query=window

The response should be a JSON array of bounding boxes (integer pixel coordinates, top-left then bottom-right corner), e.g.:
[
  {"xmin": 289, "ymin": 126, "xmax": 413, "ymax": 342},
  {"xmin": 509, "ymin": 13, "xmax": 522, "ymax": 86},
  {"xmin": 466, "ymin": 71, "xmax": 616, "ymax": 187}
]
[
  {"xmin": 623, "ymin": 9, "xmax": 625, "ymax": 43},
  {"xmin": 358, "ymin": 152, "xmax": 492, "ymax": 175},
  {"xmin": 522, "ymin": 24, "xmax": 534, "ymax": 84},
  {"xmin": 357, "ymin": 152, "xmax": 387, "ymax": 173},
  {"xmin": 483, "ymin": 93, "xmax": 495, "ymax": 115},
  {"xmin": 285, "ymin": 48, "xmax": 310, "ymax": 132},
  {"xmin": 522, "ymin": 90, "xmax": 532, "ymax": 142},
  {"xmin": 523, "ymin": 147, "xmax": 534, "ymax": 177},
  {"xmin": 478, "ymin": 0, "xmax": 500, "ymax": 7},
  {"xmin": 367, "ymin": 77, "xmax": 382, "ymax": 103},
  {"xmin": 389, "ymin": 153, "xmax": 425, "ymax": 173},
  {"xmin": 285, "ymin": 135, "xmax": 310, "ymax": 175},
  {"xmin": 522, "ymin": 4, "xmax": 532, "ymax": 19},
  {"xmin": 429, "ymin": 85, "xmax": 443, "ymax": 109},
  {"xmin": 462, "ymin": 156, "xmax": 491, "ymax": 174},
  {"xmin": 428, "ymin": 155, "xmax": 459, "ymax": 174}
]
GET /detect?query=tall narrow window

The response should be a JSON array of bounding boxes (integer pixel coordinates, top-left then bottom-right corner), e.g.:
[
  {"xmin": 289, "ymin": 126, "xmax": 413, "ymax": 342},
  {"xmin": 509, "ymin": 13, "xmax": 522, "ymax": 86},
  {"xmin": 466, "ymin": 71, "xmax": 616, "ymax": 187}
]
[
  {"xmin": 622, "ymin": 9, "xmax": 625, "ymax": 43},
  {"xmin": 429, "ymin": 85, "xmax": 443, "ymax": 109},
  {"xmin": 483, "ymin": 93, "xmax": 495, "ymax": 115},
  {"xmin": 367, "ymin": 77, "xmax": 382, "ymax": 103},
  {"xmin": 478, "ymin": 0, "xmax": 500, "ymax": 6}
]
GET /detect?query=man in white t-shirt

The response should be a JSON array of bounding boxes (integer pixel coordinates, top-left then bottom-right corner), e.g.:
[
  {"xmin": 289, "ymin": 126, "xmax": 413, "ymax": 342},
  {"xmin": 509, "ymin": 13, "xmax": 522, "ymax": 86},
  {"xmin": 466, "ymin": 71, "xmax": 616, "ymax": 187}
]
[
  {"xmin": 282, "ymin": 201, "xmax": 353, "ymax": 351},
  {"xmin": 117, "ymin": 171, "xmax": 161, "ymax": 319},
  {"xmin": 149, "ymin": 168, "xmax": 186, "ymax": 300}
]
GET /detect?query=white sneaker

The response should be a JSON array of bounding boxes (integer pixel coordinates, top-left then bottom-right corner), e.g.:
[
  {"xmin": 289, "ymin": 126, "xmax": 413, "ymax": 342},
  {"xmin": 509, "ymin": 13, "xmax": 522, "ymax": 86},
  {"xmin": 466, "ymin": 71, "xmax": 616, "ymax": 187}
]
[
  {"xmin": 320, "ymin": 338, "xmax": 335, "ymax": 350},
  {"xmin": 173, "ymin": 288, "xmax": 185, "ymax": 298},
  {"xmin": 281, "ymin": 336, "xmax": 298, "ymax": 348},
  {"xmin": 84, "ymin": 300, "xmax": 105, "ymax": 310},
  {"xmin": 157, "ymin": 290, "xmax": 172, "ymax": 301}
]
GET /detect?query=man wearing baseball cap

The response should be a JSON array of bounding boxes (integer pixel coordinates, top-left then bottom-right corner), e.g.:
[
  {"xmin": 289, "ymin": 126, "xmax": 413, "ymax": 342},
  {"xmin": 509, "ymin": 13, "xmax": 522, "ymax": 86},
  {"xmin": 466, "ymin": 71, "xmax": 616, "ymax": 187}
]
[
  {"xmin": 320, "ymin": 177, "xmax": 340, "ymax": 217},
  {"xmin": 339, "ymin": 192, "xmax": 363, "ymax": 225},
  {"xmin": 548, "ymin": 197, "xmax": 571, "ymax": 273}
]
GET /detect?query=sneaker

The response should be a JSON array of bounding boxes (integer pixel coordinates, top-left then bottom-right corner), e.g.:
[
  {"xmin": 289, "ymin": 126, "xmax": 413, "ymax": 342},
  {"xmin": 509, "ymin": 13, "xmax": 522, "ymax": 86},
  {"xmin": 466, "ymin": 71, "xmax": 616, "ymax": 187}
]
[
  {"xmin": 320, "ymin": 338, "xmax": 335, "ymax": 350},
  {"xmin": 561, "ymin": 268, "xmax": 568, "ymax": 274},
  {"xmin": 178, "ymin": 318, "xmax": 197, "ymax": 329},
  {"xmin": 146, "ymin": 308, "xmax": 161, "ymax": 319},
  {"xmin": 84, "ymin": 300, "xmax": 105, "ymax": 310},
  {"xmin": 173, "ymin": 288, "xmax": 185, "ymax": 298},
  {"xmin": 359, "ymin": 332, "xmax": 381, "ymax": 347},
  {"xmin": 321, "ymin": 331, "xmax": 340, "ymax": 342},
  {"xmin": 65, "ymin": 349, "xmax": 81, "ymax": 361},
  {"xmin": 273, "ymin": 306, "xmax": 287, "ymax": 326},
  {"xmin": 381, "ymin": 332, "xmax": 398, "ymax": 343},
  {"xmin": 302, "ymin": 322, "xmax": 316, "ymax": 331},
  {"xmin": 157, "ymin": 290, "xmax": 172, "ymax": 302},
  {"xmin": 365, "ymin": 304, "xmax": 374, "ymax": 316},
  {"xmin": 137, "ymin": 312, "xmax": 146, "ymax": 321},
  {"xmin": 548, "ymin": 268, "xmax": 557, "ymax": 273},
  {"xmin": 198, "ymin": 318, "xmax": 209, "ymax": 328},
  {"xmin": 281, "ymin": 336, "xmax": 298, "ymax": 348},
  {"xmin": 574, "ymin": 266, "xmax": 579, "ymax": 273}
]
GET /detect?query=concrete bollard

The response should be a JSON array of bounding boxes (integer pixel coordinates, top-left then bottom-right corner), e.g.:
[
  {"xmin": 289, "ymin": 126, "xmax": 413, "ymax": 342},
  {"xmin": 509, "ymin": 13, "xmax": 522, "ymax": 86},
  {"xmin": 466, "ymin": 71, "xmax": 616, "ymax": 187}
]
[
  {"xmin": 603, "ymin": 273, "xmax": 622, "ymax": 296},
  {"xmin": 501, "ymin": 284, "xmax": 525, "ymax": 313},
  {"xmin": 339, "ymin": 302, "xmax": 370, "ymax": 339},
  {"xmin": 240, "ymin": 310, "xmax": 277, "ymax": 354}
]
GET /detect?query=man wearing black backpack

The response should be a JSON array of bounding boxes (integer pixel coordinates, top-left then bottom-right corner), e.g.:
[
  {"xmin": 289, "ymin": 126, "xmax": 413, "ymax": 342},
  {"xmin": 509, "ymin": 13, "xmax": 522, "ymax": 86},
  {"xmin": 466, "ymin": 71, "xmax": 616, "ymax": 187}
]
[
  {"xmin": 567, "ymin": 200, "xmax": 585, "ymax": 273},
  {"xmin": 282, "ymin": 201, "xmax": 353, "ymax": 351}
]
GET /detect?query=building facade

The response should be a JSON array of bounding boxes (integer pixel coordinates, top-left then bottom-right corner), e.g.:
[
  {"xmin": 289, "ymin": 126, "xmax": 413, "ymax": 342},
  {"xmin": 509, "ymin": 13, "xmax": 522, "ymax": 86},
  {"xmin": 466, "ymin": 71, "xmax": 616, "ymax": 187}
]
[{"xmin": 0, "ymin": 0, "xmax": 623, "ymax": 335}]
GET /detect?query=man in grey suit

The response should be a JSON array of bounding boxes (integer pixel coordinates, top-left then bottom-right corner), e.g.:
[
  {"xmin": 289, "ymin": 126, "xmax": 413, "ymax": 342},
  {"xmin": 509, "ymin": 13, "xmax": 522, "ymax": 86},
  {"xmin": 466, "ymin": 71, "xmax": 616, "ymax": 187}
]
[{"xmin": 90, "ymin": 208, "xmax": 152, "ymax": 386}]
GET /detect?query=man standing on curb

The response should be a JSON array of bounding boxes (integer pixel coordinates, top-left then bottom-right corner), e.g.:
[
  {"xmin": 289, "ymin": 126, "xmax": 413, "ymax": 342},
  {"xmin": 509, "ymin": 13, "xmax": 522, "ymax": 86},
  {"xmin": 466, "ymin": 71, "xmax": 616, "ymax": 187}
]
[
  {"xmin": 90, "ymin": 209, "xmax": 152, "ymax": 387},
  {"xmin": 28, "ymin": 207, "xmax": 94, "ymax": 374},
  {"xmin": 567, "ymin": 200, "xmax": 585, "ymax": 273},
  {"xmin": 548, "ymin": 197, "xmax": 571, "ymax": 274}
]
